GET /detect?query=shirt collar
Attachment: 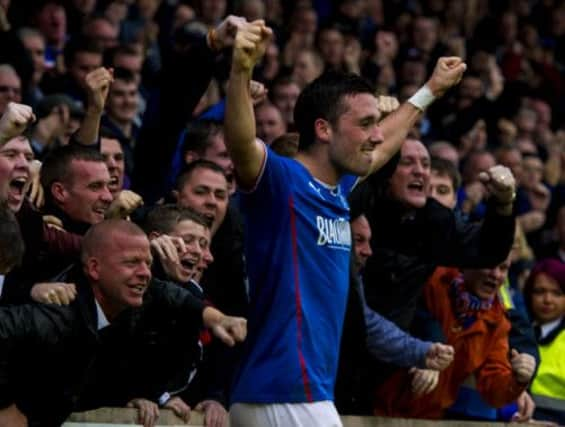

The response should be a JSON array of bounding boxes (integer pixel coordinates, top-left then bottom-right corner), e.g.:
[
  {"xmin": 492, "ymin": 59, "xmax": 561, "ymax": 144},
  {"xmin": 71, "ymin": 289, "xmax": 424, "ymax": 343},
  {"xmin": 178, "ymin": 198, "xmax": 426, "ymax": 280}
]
[
  {"xmin": 189, "ymin": 279, "xmax": 203, "ymax": 294},
  {"xmin": 94, "ymin": 299, "xmax": 110, "ymax": 330},
  {"xmin": 540, "ymin": 317, "xmax": 563, "ymax": 340}
]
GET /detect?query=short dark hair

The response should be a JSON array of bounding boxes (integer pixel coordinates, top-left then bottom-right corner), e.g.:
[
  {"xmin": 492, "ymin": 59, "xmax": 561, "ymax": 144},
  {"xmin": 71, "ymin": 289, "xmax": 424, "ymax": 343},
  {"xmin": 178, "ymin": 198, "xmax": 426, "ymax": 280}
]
[
  {"xmin": 175, "ymin": 159, "xmax": 227, "ymax": 192},
  {"xmin": 461, "ymin": 148, "xmax": 494, "ymax": 178},
  {"xmin": 64, "ymin": 37, "xmax": 103, "ymax": 68},
  {"xmin": 99, "ymin": 126, "xmax": 122, "ymax": 142},
  {"xmin": 431, "ymin": 156, "xmax": 462, "ymax": 191},
  {"xmin": 35, "ymin": 94, "xmax": 84, "ymax": 120},
  {"xmin": 270, "ymin": 75, "xmax": 299, "ymax": 94},
  {"xmin": 112, "ymin": 67, "xmax": 137, "ymax": 84},
  {"xmin": 182, "ymin": 120, "xmax": 223, "ymax": 157},
  {"xmin": 316, "ymin": 23, "xmax": 346, "ymax": 44},
  {"xmin": 104, "ymin": 44, "xmax": 141, "ymax": 68},
  {"xmin": 41, "ymin": 145, "xmax": 105, "ymax": 198},
  {"xmin": 0, "ymin": 201, "xmax": 24, "ymax": 273},
  {"xmin": 144, "ymin": 204, "xmax": 210, "ymax": 235},
  {"xmin": 294, "ymin": 71, "xmax": 375, "ymax": 150}
]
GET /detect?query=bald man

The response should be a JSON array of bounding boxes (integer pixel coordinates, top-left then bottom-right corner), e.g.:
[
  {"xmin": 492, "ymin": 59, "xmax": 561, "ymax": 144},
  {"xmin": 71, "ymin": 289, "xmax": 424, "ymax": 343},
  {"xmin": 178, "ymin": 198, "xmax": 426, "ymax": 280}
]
[{"xmin": 0, "ymin": 219, "xmax": 246, "ymax": 427}]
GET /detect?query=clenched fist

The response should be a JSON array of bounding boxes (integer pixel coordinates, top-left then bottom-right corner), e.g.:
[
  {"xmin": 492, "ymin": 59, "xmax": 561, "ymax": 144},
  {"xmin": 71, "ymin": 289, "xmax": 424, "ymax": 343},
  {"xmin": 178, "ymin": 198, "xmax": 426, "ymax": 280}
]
[
  {"xmin": 376, "ymin": 95, "xmax": 400, "ymax": 118},
  {"xmin": 511, "ymin": 349, "xmax": 536, "ymax": 384},
  {"xmin": 105, "ymin": 190, "xmax": 143, "ymax": 219},
  {"xmin": 426, "ymin": 57, "xmax": 467, "ymax": 98},
  {"xmin": 0, "ymin": 102, "xmax": 35, "ymax": 144},
  {"xmin": 85, "ymin": 67, "xmax": 114, "ymax": 113},
  {"xmin": 212, "ymin": 15, "xmax": 247, "ymax": 51},
  {"xmin": 232, "ymin": 20, "xmax": 273, "ymax": 73},
  {"xmin": 479, "ymin": 165, "xmax": 516, "ymax": 214},
  {"xmin": 424, "ymin": 343, "xmax": 454, "ymax": 371},
  {"xmin": 250, "ymin": 80, "xmax": 268, "ymax": 105}
]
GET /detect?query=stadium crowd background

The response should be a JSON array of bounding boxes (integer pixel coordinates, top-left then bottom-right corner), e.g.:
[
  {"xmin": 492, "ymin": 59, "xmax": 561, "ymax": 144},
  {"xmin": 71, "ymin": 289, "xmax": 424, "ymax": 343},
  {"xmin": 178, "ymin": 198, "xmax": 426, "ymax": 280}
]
[{"xmin": 0, "ymin": 0, "xmax": 563, "ymax": 426}]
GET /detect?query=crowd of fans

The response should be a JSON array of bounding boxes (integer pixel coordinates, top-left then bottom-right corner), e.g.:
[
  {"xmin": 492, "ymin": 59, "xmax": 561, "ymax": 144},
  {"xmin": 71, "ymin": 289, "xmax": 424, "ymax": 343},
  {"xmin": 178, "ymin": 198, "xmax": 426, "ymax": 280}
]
[{"xmin": 0, "ymin": 0, "xmax": 563, "ymax": 426}]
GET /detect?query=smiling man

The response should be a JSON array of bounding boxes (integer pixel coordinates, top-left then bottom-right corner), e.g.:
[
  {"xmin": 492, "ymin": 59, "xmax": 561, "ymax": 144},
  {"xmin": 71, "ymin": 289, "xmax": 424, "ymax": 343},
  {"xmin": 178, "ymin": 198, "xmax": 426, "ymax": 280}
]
[
  {"xmin": 40, "ymin": 144, "xmax": 113, "ymax": 232},
  {"xmin": 375, "ymin": 255, "xmax": 536, "ymax": 418},
  {"xmin": 174, "ymin": 157, "xmax": 248, "ymax": 326},
  {"xmin": 224, "ymin": 21, "xmax": 466, "ymax": 427},
  {"xmin": 144, "ymin": 204, "xmax": 209, "ymax": 285},
  {"xmin": 101, "ymin": 69, "xmax": 140, "ymax": 179},
  {"xmin": 0, "ymin": 219, "xmax": 247, "ymax": 427},
  {"xmin": 175, "ymin": 160, "xmax": 229, "ymax": 236},
  {"xmin": 1, "ymin": 144, "xmax": 114, "ymax": 306},
  {"xmin": 140, "ymin": 205, "xmax": 231, "ymax": 426}
]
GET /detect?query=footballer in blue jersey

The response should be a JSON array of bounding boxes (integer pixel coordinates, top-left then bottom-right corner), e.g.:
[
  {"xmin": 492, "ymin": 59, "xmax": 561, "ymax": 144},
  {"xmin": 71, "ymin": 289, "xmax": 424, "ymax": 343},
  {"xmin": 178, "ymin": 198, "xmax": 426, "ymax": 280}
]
[
  {"xmin": 224, "ymin": 20, "xmax": 466, "ymax": 426},
  {"xmin": 232, "ymin": 147, "xmax": 358, "ymax": 403}
]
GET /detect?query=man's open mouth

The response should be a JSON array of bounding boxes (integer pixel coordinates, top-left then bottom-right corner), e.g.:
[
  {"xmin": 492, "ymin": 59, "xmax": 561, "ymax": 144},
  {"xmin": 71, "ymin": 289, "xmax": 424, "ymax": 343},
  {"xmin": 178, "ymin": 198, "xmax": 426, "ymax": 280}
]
[
  {"xmin": 407, "ymin": 181, "xmax": 424, "ymax": 192},
  {"xmin": 180, "ymin": 258, "xmax": 198, "ymax": 270},
  {"xmin": 8, "ymin": 177, "xmax": 27, "ymax": 198}
]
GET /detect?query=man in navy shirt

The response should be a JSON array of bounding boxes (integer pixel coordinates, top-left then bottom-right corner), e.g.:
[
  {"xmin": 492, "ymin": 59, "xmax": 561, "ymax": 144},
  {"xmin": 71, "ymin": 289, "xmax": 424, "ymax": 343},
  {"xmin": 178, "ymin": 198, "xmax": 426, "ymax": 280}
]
[{"xmin": 224, "ymin": 20, "xmax": 467, "ymax": 426}]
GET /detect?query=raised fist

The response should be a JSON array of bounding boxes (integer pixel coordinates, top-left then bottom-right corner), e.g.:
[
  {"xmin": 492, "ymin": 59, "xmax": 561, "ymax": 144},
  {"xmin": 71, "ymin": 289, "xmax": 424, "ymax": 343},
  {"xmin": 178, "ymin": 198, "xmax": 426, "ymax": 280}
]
[
  {"xmin": 232, "ymin": 20, "xmax": 273, "ymax": 73},
  {"xmin": 426, "ymin": 57, "xmax": 467, "ymax": 98},
  {"xmin": 511, "ymin": 349, "xmax": 536, "ymax": 384},
  {"xmin": 0, "ymin": 102, "xmax": 35, "ymax": 144}
]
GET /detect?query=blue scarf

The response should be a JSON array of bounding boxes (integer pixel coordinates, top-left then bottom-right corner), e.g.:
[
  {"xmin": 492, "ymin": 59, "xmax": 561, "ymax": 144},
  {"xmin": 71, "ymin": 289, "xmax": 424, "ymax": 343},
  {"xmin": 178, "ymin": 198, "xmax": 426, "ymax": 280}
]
[{"xmin": 450, "ymin": 275, "xmax": 494, "ymax": 329}]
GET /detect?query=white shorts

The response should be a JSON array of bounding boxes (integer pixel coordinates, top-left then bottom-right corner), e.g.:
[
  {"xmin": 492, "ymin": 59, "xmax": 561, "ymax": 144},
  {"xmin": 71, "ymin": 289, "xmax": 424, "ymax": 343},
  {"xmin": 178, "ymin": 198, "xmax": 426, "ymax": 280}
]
[{"xmin": 230, "ymin": 401, "xmax": 343, "ymax": 427}]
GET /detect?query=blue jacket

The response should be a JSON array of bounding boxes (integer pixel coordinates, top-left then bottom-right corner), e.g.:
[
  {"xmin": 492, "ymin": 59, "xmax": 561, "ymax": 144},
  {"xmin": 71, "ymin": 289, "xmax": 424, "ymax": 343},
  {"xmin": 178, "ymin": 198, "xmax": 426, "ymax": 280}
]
[
  {"xmin": 335, "ymin": 270, "xmax": 432, "ymax": 415},
  {"xmin": 356, "ymin": 277, "xmax": 430, "ymax": 367}
]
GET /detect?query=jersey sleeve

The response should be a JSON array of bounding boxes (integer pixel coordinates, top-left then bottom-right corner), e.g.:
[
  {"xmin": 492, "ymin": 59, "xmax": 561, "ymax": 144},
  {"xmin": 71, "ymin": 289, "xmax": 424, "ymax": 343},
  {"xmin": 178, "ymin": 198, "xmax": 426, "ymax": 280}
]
[{"xmin": 240, "ymin": 146, "xmax": 294, "ymax": 214}]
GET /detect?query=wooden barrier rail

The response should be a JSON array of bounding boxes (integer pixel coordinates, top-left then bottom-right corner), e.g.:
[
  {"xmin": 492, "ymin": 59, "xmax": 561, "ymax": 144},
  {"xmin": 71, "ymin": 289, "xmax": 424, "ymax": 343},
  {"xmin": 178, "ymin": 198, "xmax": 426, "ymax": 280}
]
[{"xmin": 65, "ymin": 408, "xmax": 531, "ymax": 427}]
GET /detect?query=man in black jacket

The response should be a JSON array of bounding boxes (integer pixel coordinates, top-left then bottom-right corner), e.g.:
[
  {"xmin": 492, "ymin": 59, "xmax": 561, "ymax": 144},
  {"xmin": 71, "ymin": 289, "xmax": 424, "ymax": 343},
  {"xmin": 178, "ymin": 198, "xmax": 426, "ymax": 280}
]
[
  {"xmin": 143, "ymin": 203, "xmax": 232, "ymax": 426},
  {"xmin": 0, "ymin": 219, "xmax": 246, "ymax": 427},
  {"xmin": 352, "ymin": 138, "xmax": 517, "ymax": 331},
  {"xmin": 348, "ymin": 139, "xmax": 516, "ymax": 396}
]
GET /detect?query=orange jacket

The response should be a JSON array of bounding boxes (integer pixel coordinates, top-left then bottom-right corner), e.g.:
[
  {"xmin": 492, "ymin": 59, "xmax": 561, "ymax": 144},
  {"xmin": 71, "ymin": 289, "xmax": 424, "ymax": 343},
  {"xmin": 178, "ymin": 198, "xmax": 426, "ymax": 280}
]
[{"xmin": 374, "ymin": 267, "xmax": 526, "ymax": 419}]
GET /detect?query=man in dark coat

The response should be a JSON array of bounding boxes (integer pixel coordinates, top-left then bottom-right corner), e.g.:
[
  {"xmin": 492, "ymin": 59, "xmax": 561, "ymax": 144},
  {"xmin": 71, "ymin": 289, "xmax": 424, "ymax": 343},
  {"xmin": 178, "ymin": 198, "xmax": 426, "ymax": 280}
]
[
  {"xmin": 0, "ymin": 219, "xmax": 246, "ymax": 427},
  {"xmin": 352, "ymin": 138, "xmax": 517, "ymax": 332}
]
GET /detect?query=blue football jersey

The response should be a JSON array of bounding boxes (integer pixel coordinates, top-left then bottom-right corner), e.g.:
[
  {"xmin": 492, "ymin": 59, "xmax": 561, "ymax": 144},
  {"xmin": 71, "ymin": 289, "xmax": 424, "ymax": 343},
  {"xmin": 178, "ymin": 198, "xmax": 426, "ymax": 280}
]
[{"xmin": 231, "ymin": 147, "xmax": 358, "ymax": 404}]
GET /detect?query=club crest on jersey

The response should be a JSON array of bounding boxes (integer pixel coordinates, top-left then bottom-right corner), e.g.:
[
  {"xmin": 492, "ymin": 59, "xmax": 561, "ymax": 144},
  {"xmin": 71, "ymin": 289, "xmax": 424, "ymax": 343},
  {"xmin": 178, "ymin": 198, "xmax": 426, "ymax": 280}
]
[{"xmin": 316, "ymin": 216, "xmax": 351, "ymax": 250}]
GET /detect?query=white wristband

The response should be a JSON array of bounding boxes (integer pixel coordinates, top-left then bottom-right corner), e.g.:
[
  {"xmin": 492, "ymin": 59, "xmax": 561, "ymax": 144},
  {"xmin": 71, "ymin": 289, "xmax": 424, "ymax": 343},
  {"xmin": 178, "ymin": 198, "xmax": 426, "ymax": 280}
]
[{"xmin": 408, "ymin": 85, "xmax": 436, "ymax": 111}]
